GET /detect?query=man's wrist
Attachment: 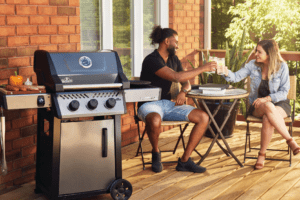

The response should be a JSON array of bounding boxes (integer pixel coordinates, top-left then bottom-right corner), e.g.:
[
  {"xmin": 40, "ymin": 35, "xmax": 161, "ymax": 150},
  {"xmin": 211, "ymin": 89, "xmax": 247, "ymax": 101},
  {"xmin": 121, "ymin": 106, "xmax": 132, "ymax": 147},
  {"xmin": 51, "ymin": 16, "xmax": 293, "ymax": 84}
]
[{"xmin": 181, "ymin": 88, "xmax": 190, "ymax": 94}]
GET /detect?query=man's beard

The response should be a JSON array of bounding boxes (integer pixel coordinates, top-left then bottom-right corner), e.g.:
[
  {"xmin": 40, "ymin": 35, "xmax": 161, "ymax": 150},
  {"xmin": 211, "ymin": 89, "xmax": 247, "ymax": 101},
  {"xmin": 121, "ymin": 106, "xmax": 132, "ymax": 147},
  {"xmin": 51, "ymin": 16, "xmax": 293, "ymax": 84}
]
[{"xmin": 167, "ymin": 45, "xmax": 176, "ymax": 57}]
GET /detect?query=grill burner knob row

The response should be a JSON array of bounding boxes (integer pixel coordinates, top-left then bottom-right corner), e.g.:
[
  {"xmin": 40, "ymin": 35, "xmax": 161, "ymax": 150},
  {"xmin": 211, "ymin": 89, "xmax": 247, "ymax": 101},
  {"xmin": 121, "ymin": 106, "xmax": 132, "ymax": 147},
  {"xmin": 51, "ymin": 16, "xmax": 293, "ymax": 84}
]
[
  {"xmin": 106, "ymin": 98, "xmax": 116, "ymax": 109},
  {"xmin": 88, "ymin": 99, "xmax": 98, "ymax": 110},
  {"xmin": 69, "ymin": 100, "xmax": 80, "ymax": 111}
]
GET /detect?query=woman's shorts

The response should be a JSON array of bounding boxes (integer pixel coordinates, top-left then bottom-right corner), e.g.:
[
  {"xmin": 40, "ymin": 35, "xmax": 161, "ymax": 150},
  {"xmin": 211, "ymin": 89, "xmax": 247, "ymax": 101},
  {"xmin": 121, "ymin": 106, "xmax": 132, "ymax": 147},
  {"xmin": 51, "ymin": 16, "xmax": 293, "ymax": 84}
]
[
  {"xmin": 137, "ymin": 100, "xmax": 196, "ymax": 122},
  {"xmin": 248, "ymin": 99, "xmax": 291, "ymax": 116}
]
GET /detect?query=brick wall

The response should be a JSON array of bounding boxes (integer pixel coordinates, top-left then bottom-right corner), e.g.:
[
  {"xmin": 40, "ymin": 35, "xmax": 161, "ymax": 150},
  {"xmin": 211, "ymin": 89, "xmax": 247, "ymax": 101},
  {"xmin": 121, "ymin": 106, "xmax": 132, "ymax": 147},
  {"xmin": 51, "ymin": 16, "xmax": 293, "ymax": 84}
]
[{"xmin": 0, "ymin": 0, "xmax": 80, "ymax": 189}]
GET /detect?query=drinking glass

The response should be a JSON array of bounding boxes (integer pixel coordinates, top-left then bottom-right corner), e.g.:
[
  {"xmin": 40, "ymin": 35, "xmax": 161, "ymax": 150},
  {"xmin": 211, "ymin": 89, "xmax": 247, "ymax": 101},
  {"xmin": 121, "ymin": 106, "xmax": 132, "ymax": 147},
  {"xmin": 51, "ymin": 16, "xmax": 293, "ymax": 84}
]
[{"xmin": 217, "ymin": 58, "xmax": 225, "ymax": 75}]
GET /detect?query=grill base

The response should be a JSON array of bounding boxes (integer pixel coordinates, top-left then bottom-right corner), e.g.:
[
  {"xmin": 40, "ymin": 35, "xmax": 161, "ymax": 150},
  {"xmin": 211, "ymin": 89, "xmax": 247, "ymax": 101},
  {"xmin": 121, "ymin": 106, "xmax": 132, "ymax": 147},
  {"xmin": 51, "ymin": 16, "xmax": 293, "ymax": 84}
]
[{"xmin": 35, "ymin": 108, "xmax": 123, "ymax": 200}]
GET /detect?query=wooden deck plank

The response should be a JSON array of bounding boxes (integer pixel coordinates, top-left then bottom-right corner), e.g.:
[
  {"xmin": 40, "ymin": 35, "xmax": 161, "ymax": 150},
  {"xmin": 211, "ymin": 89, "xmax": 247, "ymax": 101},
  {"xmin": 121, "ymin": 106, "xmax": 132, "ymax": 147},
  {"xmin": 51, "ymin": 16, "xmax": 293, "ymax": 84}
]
[
  {"xmin": 0, "ymin": 124, "xmax": 299, "ymax": 200},
  {"xmin": 280, "ymin": 177, "xmax": 300, "ymax": 200},
  {"xmin": 259, "ymin": 162, "xmax": 300, "ymax": 200}
]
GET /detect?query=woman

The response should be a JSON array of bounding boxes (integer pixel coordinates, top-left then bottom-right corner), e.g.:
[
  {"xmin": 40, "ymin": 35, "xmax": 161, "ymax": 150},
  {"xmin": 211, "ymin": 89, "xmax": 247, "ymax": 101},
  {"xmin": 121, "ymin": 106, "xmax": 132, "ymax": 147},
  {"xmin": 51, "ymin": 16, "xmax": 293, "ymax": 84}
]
[{"xmin": 223, "ymin": 39, "xmax": 300, "ymax": 170}]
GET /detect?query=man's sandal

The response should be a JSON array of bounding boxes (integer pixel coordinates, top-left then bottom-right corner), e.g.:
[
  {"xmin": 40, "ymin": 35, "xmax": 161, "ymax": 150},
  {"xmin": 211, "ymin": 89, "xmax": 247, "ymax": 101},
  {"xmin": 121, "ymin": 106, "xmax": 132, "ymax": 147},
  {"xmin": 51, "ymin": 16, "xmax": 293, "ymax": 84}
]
[{"xmin": 254, "ymin": 152, "xmax": 266, "ymax": 170}]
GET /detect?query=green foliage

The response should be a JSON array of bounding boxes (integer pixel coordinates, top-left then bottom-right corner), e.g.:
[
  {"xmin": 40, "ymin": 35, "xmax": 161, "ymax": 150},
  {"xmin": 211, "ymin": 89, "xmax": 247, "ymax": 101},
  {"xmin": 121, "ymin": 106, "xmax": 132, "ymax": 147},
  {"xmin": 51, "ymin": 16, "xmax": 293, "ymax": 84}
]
[
  {"xmin": 225, "ymin": 0, "xmax": 300, "ymax": 51},
  {"xmin": 211, "ymin": 0, "xmax": 245, "ymax": 49}
]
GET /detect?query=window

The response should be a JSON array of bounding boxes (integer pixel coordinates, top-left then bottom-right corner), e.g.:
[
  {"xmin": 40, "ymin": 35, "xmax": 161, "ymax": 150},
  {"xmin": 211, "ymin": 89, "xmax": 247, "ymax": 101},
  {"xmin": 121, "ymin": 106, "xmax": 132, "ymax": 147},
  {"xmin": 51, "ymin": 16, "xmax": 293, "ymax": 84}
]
[
  {"xmin": 80, "ymin": 0, "xmax": 169, "ymax": 79},
  {"xmin": 80, "ymin": 0, "xmax": 102, "ymax": 51}
]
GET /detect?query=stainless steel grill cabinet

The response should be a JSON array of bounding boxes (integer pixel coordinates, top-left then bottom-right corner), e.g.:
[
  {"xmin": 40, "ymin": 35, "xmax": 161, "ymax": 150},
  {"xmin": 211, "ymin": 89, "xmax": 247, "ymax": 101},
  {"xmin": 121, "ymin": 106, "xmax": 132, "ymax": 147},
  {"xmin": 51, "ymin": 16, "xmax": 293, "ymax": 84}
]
[{"xmin": 34, "ymin": 50, "xmax": 134, "ymax": 200}]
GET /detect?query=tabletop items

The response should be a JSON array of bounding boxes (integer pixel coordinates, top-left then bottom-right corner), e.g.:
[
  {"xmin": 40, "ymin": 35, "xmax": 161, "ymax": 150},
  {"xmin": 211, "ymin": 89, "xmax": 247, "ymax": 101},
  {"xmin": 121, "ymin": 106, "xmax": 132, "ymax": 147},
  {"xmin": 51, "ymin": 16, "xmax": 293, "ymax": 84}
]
[{"xmin": 192, "ymin": 83, "xmax": 230, "ymax": 95}]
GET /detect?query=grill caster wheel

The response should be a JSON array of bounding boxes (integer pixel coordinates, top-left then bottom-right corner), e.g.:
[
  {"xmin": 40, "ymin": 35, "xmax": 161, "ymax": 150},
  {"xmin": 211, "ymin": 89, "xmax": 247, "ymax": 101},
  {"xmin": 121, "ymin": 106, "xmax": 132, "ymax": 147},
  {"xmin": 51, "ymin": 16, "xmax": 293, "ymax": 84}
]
[{"xmin": 110, "ymin": 179, "xmax": 132, "ymax": 200}]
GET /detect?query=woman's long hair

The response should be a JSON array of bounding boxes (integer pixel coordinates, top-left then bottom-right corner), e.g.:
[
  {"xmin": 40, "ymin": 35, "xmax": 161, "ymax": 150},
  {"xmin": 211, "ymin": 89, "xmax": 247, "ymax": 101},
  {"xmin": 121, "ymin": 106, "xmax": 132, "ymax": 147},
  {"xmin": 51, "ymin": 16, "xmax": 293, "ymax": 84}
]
[
  {"xmin": 255, "ymin": 39, "xmax": 285, "ymax": 80},
  {"xmin": 150, "ymin": 25, "xmax": 177, "ymax": 45}
]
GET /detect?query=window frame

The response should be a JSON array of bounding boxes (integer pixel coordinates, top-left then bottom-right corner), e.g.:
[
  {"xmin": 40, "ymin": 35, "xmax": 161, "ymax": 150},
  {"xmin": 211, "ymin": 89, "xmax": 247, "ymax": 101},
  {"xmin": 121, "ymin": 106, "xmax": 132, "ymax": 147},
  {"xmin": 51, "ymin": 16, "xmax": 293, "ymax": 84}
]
[{"xmin": 101, "ymin": 0, "xmax": 169, "ymax": 77}]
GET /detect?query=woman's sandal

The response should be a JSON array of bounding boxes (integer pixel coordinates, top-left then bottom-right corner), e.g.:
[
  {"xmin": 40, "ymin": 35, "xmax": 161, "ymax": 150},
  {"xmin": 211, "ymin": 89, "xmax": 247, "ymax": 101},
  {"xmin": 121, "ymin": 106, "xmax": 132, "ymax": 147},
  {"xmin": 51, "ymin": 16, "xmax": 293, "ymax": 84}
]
[
  {"xmin": 286, "ymin": 138, "xmax": 300, "ymax": 155},
  {"xmin": 254, "ymin": 152, "xmax": 266, "ymax": 170}
]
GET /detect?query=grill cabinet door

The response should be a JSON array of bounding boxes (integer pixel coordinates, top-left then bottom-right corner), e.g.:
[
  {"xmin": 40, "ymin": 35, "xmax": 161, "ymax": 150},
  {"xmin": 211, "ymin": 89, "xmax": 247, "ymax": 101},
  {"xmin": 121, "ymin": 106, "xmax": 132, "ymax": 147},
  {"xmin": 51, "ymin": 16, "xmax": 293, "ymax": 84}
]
[{"xmin": 59, "ymin": 119, "xmax": 115, "ymax": 195}]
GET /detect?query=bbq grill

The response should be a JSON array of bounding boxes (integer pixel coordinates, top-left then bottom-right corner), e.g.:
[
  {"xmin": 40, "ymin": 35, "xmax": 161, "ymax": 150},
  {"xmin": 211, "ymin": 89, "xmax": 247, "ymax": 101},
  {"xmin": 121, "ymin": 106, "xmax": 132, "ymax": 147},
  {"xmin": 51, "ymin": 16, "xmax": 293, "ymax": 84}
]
[{"xmin": 3, "ymin": 49, "xmax": 161, "ymax": 200}]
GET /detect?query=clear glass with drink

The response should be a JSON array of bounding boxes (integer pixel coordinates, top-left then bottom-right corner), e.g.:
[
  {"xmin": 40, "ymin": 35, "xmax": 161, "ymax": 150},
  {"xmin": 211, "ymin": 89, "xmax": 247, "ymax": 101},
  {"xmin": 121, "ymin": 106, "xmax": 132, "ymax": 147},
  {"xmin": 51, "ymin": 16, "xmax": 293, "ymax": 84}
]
[
  {"xmin": 209, "ymin": 57, "xmax": 217, "ymax": 73},
  {"xmin": 217, "ymin": 58, "xmax": 225, "ymax": 75}
]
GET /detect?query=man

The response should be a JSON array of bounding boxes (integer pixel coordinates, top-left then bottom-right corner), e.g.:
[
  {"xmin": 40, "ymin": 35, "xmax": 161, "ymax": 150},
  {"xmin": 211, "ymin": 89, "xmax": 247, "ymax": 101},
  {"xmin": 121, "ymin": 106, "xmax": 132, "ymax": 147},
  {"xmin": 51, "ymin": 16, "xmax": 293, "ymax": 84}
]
[{"xmin": 138, "ymin": 26, "xmax": 217, "ymax": 173}]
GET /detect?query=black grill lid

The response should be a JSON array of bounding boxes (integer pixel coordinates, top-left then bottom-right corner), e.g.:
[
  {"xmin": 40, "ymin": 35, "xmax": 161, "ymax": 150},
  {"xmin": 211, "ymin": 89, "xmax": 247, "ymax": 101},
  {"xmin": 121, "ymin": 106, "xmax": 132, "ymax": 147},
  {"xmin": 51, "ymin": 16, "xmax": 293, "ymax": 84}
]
[{"xmin": 34, "ymin": 50, "xmax": 130, "ymax": 92}]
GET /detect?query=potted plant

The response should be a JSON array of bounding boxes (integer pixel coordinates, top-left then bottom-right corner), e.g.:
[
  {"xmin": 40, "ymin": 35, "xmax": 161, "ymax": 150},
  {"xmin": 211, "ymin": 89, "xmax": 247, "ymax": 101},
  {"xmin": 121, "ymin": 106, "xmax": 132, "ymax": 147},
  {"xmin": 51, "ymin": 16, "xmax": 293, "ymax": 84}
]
[{"xmin": 189, "ymin": 29, "xmax": 253, "ymax": 138}]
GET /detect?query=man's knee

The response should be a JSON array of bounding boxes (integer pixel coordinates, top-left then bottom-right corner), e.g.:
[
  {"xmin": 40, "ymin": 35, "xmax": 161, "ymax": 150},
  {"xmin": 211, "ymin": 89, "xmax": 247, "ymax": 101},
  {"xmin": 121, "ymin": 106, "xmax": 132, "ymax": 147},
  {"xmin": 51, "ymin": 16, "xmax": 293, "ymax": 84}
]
[
  {"xmin": 188, "ymin": 109, "xmax": 209, "ymax": 124},
  {"xmin": 145, "ymin": 112, "xmax": 162, "ymax": 129}
]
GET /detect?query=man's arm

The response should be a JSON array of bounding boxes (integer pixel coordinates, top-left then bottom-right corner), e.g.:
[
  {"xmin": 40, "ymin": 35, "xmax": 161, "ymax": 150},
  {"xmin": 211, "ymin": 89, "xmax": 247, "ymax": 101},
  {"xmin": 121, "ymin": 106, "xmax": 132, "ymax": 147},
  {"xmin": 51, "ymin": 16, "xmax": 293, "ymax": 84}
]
[{"xmin": 155, "ymin": 61, "xmax": 217, "ymax": 83}]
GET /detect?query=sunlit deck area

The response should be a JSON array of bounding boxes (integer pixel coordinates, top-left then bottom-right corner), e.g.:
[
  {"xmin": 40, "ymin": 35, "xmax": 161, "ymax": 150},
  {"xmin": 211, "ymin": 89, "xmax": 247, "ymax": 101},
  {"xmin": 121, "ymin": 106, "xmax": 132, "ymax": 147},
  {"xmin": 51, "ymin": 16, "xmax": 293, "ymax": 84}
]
[{"xmin": 1, "ymin": 121, "xmax": 300, "ymax": 200}]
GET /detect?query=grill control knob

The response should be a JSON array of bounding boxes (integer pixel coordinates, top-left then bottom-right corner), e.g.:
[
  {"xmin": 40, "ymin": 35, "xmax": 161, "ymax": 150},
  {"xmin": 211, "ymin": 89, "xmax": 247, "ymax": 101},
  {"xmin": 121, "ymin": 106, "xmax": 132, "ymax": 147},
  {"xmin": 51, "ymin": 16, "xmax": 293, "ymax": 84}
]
[
  {"xmin": 106, "ymin": 98, "xmax": 116, "ymax": 109},
  {"xmin": 69, "ymin": 100, "xmax": 80, "ymax": 111},
  {"xmin": 88, "ymin": 99, "xmax": 98, "ymax": 110}
]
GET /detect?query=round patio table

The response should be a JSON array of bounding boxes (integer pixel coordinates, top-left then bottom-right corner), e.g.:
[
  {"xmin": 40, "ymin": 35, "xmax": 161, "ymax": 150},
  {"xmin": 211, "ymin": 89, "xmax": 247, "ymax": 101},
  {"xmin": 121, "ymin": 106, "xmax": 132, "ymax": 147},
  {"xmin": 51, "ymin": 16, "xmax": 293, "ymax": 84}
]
[{"xmin": 187, "ymin": 88, "xmax": 249, "ymax": 167}]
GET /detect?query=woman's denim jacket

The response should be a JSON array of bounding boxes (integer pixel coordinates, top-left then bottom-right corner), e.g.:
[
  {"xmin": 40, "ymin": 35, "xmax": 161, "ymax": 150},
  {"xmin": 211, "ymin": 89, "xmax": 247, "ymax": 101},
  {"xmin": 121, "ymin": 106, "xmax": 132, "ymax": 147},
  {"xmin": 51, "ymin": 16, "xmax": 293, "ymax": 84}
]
[{"xmin": 224, "ymin": 59, "xmax": 290, "ymax": 105}]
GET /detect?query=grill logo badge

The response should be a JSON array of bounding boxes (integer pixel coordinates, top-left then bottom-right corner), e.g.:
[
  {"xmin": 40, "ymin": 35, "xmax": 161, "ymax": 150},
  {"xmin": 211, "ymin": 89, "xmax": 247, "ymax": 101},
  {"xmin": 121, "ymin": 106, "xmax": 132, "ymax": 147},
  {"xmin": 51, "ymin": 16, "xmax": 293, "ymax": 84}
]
[{"xmin": 79, "ymin": 56, "xmax": 92, "ymax": 68}]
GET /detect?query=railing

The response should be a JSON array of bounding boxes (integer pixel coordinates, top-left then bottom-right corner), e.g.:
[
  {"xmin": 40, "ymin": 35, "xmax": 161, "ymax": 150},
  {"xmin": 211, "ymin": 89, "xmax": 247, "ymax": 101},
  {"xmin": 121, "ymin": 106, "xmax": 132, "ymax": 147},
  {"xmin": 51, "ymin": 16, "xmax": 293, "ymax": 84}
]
[{"xmin": 196, "ymin": 49, "xmax": 300, "ymax": 63}]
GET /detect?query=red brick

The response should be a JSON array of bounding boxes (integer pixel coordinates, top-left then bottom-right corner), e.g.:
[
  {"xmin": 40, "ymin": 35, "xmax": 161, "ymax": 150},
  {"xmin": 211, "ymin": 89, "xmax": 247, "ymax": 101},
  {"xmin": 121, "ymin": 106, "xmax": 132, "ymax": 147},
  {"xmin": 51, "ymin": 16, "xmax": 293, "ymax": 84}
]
[
  {"xmin": 76, "ymin": 25, "xmax": 80, "ymax": 33},
  {"xmin": 0, "ymin": 169, "xmax": 22, "ymax": 184},
  {"xmin": 6, "ymin": 150, "xmax": 22, "ymax": 162},
  {"xmin": 5, "ymin": 141, "xmax": 13, "ymax": 152},
  {"xmin": 16, "ymin": 5, "xmax": 37, "ymax": 15},
  {"xmin": 30, "ymin": 35, "xmax": 50, "ymax": 45},
  {"xmin": 69, "ymin": 0, "xmax": 79, "ymax": 6},
  {"xmin": 3, "ymin": 110, "xmax": 20, "ymax": 121},
  {"xmin": 121, "ymin": 129, "xmax": 137, "ymax": 141},
  {"xmin": 121, "ymin": 124, "xmax": 130, "ymax": 133},
  {"xmin": 57, "ymin": 6, "xmax": 76, "ymax": 16},
  {"xmin": 6, "ymin": 0, "xmax": 28, "ymax": 4},
  {"xmin": 13, "ymin": 136, "xmax": 34, "ymax": 150},
  {"xmin": 7, "ymin": 16, "xmax": 29, "ymax": 25},
  {"xmin": 51, "ymin": 16, "xmax": 68, "ymax": 25},
  {"xmin": 22, "ymin": 164, "xmax": 35, "ymax": 176},
  {"xmin": 67, "ymin": 16, "xmax": 78, "ymax": 25},
  {"xmin": 17, "ymin": 46, "xmax": 37, "ymax": 56},
  {"xmin": 0, "ymin": 68, "xmax": 15, "ymax": 79},
  {"xmin": 76, "ymin": 7, "xmax": 79, "ymax": 15},
  {"xmin": 58, "ymin": 43, "xmax": 76, "ymax": 52},
  {"xmin": 16, "ymin": 26, "xmax": 37, "ymax": 36},
  {"xmin": 38, "ymin": 6, "xmax": 57, "ymax": 15},
  {"xmin": 6, "ymin": 130, "xmax": 21, "ymax": 141},
  {"xmin": 51, "ymin": 35, "xmax": 68, "ymax": 44},
  {"xmin": 8, "ymin": 57, "xmax": 30, "ymax": 68},
  {"xmin": 29, "ymin": 0, "xmax": 48, "ymax": 5},
  {"xmin": 8, "ymin": 36, "xmax": 29, "ymax": 47},
  {"xmin": 12, "ymin": 116, "xmax": 33, "ymax": 130},
  {"xmin": 0, "ymin": 0, "xmax": 5, "ymax": 3},
  {"xmin": 13, "ymin": 155, "xmax": 34, "ymax": 169},
  {"xmin": 19, "ymin": 66, "xmax": 35, "ymax": 76},
  {"xmin": 0, "ymin": 27, "xmax": 15, "ymax": 37},
  {"xmin": 70, "ymin": 34, "xmax": 80, "ymax": 43},
  {"xmin": 30, "ymin": 16, "xmax": 49, "ymax": 25},
  {"xmin": 76, "ymin": 43, "xmax": 80, "ymax": 51},
  {"xmin": 122, "ymin": 116, "xmax": 135, "ymax": 125},
  {"xmin": 22, "ymin": 145, "xmax": 36, "ymax": 157},
  {"xmin": 0, "ymin": 38, "xmax": 7, "ymax": 47},
  {"xmin": 0, "ymin": 5, "xmax": 15, "ymax": 15},
  {"xmin": 13, "ymin": 173, "xmax": 35, "ymax": 185},
  {"xmin": 33, "ymin": 114, "xmax": 37, "ymax": 124},
  {"xmin": 39, "ymin": 44, "xmax": 58, "ymax": 51},
  {"xmin": 19, "ymin": 109, "xmax": 37, "ymax": 118},
  {"xmin": 58, "ymin": 25, "xmax": 76, "ymax": 34},
  {"xmin": 0, "ymin": 58, "xmax": 8, "ymax": 68},
  {"xmin": 49, "ymin": 0, "xmax": 68, "ymax": 6},
  {"xmin": 0, "ymin": 16, "xmax": 5, "ymax": 26}
]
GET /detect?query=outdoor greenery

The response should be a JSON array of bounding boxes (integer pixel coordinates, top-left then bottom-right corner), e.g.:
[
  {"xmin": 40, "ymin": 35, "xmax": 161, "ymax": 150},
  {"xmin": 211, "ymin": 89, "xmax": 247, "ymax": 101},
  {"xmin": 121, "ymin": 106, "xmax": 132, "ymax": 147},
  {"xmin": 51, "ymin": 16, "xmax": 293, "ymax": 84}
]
[{"xmin": 212, "ymin": 0, "xmax": 300, "ymax": 116}]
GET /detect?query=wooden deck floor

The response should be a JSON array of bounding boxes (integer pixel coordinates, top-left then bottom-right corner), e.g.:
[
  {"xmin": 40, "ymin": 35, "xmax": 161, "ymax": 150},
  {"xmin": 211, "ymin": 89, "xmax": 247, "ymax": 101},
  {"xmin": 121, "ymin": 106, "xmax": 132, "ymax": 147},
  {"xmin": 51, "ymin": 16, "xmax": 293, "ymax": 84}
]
[{"xmin": 1, "ymin": 121, "xmax": 300, "ymax": 200}]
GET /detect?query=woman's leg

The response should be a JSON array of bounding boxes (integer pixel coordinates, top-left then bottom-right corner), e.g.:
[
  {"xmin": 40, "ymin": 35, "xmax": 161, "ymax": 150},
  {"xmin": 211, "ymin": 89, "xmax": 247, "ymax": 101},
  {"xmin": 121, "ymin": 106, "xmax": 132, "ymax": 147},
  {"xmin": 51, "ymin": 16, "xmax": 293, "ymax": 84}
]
[
  {"xmin": 252, "ymin": 104, "xmax": 288, "ymax": 167},
  {"xmin": 253, "ymin": 102, "xmax": 290, "ymax": 140}
]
